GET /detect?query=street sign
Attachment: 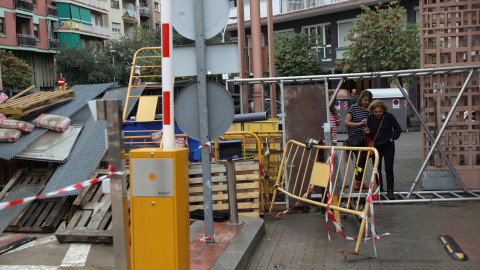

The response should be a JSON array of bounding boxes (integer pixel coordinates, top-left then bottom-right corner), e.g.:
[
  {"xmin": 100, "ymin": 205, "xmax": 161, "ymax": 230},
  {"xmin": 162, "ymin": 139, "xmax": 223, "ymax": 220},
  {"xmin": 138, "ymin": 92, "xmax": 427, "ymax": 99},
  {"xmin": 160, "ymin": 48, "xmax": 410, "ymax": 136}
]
[
  {"xmin": 172, "ymin": 0, "xmax": 229, "ymax": 40},
  {"xmin": 57, "ymin": 78, "xmax": 65, "ymax": 86},
  {"xmin": 174, "ymin": 81, "xmax": 234, "ymax": 141}
]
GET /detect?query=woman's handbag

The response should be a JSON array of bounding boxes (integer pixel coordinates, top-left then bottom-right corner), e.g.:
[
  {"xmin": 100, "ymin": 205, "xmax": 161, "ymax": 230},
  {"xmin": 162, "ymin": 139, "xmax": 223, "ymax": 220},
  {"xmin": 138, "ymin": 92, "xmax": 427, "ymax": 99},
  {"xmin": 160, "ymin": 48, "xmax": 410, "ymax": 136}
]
[
  {"xmin": 347, "ymin": 132, "xmax": 364, "ymax": 147},
  {"xmin": 366, "ymin": 115, "xmax": 385, "ymax": 159}
]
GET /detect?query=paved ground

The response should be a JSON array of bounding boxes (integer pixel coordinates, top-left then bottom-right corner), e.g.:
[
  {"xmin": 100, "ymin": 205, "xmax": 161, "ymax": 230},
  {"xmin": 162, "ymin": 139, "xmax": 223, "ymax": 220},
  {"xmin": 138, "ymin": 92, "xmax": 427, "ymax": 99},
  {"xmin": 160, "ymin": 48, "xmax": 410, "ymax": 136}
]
[
  {"xmin": 246, "ymin": 130, "xmax": 480, "ymax": 269},
  {"xmin": 1, "ymin": 127, "xmax": 479, "ymax": 269}
]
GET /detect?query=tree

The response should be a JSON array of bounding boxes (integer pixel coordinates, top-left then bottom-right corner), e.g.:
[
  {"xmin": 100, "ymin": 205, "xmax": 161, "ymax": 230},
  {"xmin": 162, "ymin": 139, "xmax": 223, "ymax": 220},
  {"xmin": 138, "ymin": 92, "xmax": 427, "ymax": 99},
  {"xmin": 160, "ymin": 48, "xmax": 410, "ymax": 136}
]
[
  {"xmin": 56, "ymin": 41, "xmax": 115, "ymax": 85},
  {"xmin": 0, "ymin": 49, "xmax": 34, "ymax": 90},
  {"xmin": 274, "ymin": 30, "xmax": 326, "ymax": 77},
  {"xmin": 336, "ymin": 1, "xmax": 419, "ymax": 74}
]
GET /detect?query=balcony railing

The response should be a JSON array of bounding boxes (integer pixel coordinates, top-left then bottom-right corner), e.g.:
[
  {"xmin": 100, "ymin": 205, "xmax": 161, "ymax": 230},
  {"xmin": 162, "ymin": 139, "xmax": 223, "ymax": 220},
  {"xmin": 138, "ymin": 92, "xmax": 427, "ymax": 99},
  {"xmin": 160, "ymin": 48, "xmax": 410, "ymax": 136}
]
[
  {"xmin": 92, "ymin": 25, "xmax": 110, "ymax": 36},
  {"xmin": 140, "ymin": 7, "xmax": 150, "ymax": 18},
  {"xmin": 46, "ymin": 5, "xmax": 57, "ymax": 17},
  {"xmin": 73, "ymin": 0, "xmax": 109, "ymax": 12},
  {"xmin": 49, "ymin": 39, "xmax": 59, "ymax": 50},
  {"xmin": 15, "ymin": 0, "xmax": 34, "ymax": 12},
  {"xmin": 17, "ymin": 34, "xmax": 37, "ymax": 47},
  {"xmin": 280, "ymin": 0, "xmax": 345, "ymax": 13}
]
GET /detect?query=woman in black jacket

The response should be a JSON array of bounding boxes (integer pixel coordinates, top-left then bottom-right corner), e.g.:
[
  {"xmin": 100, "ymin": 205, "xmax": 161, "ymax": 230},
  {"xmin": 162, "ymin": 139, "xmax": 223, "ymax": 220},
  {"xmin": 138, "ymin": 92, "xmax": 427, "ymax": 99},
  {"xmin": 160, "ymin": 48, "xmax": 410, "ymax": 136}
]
[{"xmin": 364, "ymin": 100, "xmax": 402, "ymax": 200}]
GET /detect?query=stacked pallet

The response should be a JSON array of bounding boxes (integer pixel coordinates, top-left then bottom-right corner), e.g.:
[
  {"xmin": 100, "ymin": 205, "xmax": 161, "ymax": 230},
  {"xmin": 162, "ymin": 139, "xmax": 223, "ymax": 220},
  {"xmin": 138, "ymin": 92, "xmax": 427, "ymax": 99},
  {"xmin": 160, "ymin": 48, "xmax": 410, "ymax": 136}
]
[
  {"xmin": 1, "ymin": 167, "xmax": 72, "ymax": 234},
  {"xmin": 55, "ymin": 170, "xmax": 114, "ymax": 243},
  {"xmin": 188, "ymin": 160, "xmax": 261, "ymax": 217}
]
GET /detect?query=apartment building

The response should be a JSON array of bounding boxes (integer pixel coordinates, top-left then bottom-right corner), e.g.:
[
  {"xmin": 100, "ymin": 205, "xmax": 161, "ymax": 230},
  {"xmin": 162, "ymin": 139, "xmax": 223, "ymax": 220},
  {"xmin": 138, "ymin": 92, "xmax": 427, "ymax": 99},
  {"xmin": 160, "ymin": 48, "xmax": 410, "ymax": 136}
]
[
  {"xmin": 0, "ymin": 0, "xmax": 59, "ymax": 90},
  {"xmin": 139, "ymin": 0, "xmax": 161, "ymax": 30},
  {"xmin": 226, "ymin": 0, "xmax": 419, "ymax": 71},
  {"xmin": 54, "ymin": 0, "xmax": 110, "ymax": 48}
]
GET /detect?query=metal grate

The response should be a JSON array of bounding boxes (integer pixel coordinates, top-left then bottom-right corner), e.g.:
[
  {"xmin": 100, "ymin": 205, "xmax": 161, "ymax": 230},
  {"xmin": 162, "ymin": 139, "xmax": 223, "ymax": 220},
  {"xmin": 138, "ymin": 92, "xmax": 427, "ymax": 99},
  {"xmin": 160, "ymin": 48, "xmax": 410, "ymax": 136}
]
[{"xmin": 0, "ymin": 83, "xmax": 113, "ymax": 161}]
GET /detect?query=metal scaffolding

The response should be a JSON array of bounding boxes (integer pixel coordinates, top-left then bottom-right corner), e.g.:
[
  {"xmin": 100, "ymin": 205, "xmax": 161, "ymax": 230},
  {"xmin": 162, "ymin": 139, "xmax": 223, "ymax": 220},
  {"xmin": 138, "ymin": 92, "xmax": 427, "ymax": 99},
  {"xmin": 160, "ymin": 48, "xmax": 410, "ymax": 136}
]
[{"xmin": 227, "ymin": 64, "xmax": 480, "ymax": 203}]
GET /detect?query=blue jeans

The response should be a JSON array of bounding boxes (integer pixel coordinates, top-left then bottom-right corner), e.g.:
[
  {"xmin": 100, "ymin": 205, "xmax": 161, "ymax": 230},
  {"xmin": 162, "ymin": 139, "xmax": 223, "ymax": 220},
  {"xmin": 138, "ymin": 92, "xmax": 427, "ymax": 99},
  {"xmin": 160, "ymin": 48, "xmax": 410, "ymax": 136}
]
[{"xmin": 333, "ymin": 143, "xmax": 343, "ymax": 182}]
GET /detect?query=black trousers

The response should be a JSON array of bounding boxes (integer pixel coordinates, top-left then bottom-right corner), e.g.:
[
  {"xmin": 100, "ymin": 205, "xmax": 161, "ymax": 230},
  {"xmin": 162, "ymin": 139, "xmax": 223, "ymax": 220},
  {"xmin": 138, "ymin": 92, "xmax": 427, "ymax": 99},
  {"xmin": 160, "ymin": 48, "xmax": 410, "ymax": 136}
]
[{"xmin": 374, "ymin": 141, "xmax": 396, "ymax": 192}]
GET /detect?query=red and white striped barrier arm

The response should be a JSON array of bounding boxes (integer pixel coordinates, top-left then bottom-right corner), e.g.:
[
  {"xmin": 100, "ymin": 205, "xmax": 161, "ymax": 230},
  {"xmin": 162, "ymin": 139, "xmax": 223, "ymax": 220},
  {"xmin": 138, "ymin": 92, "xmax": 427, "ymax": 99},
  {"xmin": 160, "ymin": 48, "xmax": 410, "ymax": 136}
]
[{"xmin": 0, "ymin": 165, "xmax": 126, "ymax": 211}]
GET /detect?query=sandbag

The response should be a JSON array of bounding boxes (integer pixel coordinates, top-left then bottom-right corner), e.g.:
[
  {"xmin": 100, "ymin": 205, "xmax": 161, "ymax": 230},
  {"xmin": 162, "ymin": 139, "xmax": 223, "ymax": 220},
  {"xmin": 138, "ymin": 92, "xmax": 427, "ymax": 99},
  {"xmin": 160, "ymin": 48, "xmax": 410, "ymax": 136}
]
[
  {"xmin": 174, "ymin": 138, "xmax": 188, "ymax": 148},
  {"xmin": 0, "ymin": 93, "xmax": 8, "ymax": 104},
  {"xmin": 151, "ymin": 131, "xmax": 163, "ymax": 146},
  {"xmin": 0, "ymin": 113, "xmax": 5, "ymax": 120},
  {"xmin": 0, "ymin": 119, "xmax": 35, "ymax": 133},
  {"xmin": 34, "ymin": 113, "xmax": 71, "ymax": 133},
  {"xmin": 0, "ymin": 128, "xmax": 22, "ymax": 143}
]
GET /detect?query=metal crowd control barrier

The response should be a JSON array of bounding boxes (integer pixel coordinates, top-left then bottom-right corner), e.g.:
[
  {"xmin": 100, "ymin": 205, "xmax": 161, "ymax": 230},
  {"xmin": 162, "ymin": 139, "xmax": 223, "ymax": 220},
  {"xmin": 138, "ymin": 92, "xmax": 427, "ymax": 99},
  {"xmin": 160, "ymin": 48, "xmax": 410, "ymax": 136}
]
[{"xmin": 269, "ymin": 140, "xmax": 380, "ymax": 255}]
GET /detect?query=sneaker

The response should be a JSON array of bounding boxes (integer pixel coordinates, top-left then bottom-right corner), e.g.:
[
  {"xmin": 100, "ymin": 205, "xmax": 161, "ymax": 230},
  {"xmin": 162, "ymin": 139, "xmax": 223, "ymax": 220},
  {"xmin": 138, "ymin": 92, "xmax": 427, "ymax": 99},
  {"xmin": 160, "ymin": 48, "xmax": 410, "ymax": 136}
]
[{"xmin": 354, "ymin": 181, "xmax": 360, "ymax": 191}]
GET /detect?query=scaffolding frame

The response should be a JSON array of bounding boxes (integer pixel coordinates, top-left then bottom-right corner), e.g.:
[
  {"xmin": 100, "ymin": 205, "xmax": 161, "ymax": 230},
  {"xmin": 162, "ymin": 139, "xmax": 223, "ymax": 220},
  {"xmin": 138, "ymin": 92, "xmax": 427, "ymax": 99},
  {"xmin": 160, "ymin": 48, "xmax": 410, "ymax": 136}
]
[{"xmin": 227, "ymin": 64, "xmax": 480, "ymax": 201}]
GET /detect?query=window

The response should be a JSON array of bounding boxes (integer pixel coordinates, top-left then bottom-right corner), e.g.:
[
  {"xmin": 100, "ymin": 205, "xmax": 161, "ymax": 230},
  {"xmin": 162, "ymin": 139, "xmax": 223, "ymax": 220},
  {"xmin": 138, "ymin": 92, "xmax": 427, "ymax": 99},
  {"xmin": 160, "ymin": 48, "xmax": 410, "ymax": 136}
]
[
  {"xmin": 112, "ymin": 22, "xmax": 121, "ymax": 33},
  {"xmin": 0, "ymin": 18, "xmax": 4, "ymax": 37},
  {"xmin": 111, "ymin": 0, "xmax": 119, "ymax": 9},
  {"xmin": 154, "ymin": 2, "xmax": 160, "ymax": 12},
  {"xmin": 302, "ymin": 23, "xmax": 331, "ymax": 60},
  {"xmin": 34, "ymin": 24, "xmax": 39, "ymax": 38}
]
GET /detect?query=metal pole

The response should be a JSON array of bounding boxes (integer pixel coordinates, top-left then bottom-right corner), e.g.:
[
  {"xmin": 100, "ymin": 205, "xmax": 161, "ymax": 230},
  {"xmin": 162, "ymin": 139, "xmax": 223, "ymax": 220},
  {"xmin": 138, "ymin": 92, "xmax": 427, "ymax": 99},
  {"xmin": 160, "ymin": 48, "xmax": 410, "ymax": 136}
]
[
  {"xmin": 250, "ymin": 0, "xmax": 263, "ymax": 112},
  {"xmin": 226, "ymin": 160, "xmax": 240, "ymax": 225},
  {"xmin": 193, "ymin": 0, "xmax": 214, "ymax": 242},
  {"xmin": 392, "ymin": 77, "xmax": 467, "ymax": 194},
  {"xmin": 101, "ymin": 99, "xmax": 130, "ymax": 270},
  {"xmin": 236, "ymin": 0, "xmax": 249, "ymax": 115},
  {"xmin": 328, "ymin": 79, "xmax": 344, "ymax": 108},
  {"xmin": 161, "ymin": 0, "xmax": 175, "ymax": 148},
  {"xmin": 279, "ymin": 80, "xmax": 289, "ymax": 209},
  {"xmin": 267, "ymin": 0, "xmax": 276, "ymax": 118},
  {"xmin": 407, "ymin": 69, "xmax": 475, "ymax": 198}
]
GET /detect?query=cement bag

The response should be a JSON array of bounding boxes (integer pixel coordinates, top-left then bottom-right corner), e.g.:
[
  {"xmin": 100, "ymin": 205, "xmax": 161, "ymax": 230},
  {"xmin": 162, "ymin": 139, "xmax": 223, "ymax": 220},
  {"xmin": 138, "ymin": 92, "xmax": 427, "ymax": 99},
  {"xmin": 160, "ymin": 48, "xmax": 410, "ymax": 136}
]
[
  {"xmin": 0, "ymin": 128, "xmax": 22, "ymax": 143},
  {"xmin": 0, "ymin": 113, "xmax": 5, "ymax": 120},
  {"xmin": 151, "ymin": 131, "xmax": 163, "ymax": 146},
  {"xmin": 34, "ymin": 113, "xmax": 71, "ymax": 133},
  {"xmin": 174, "ymin": 138, "xmax": 188, "ymax": 148},
  {"xmin": 0, "ymin": 93, "xmax": 8, "ymax": 104},
  {"xmin": 0, "ymin": 119, "xmax": 35, "ymax": 133}
]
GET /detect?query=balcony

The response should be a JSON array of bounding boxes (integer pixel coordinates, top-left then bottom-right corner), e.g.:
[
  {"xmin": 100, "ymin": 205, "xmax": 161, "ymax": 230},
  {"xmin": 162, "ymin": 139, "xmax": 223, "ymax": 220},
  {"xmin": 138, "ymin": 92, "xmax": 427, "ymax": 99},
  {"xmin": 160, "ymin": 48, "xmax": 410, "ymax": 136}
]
[
  {"xmin": 49, "ymin": 39, "xmax": 60, "ymax": 50},
  {"xmin": 46, "ymin": 5, "xmax": 58, "ymax": 17},
  {"xmin": 140, "ymin": 7, "xmax": 150, "ymax": 18},
  {"xmin": 15, "ymin": 0, "xmax": 34, "ymax": 12},
  {"xmin": 72, "ymin": 0, "xmax": 109, "ymax": 12},
  {"xmin": 280, "ymin": 0, "xmax": 346, "ymax": 13},
  {"xmin": 17, "ymin": 34, "xmax": 37, "ymax": 47}
]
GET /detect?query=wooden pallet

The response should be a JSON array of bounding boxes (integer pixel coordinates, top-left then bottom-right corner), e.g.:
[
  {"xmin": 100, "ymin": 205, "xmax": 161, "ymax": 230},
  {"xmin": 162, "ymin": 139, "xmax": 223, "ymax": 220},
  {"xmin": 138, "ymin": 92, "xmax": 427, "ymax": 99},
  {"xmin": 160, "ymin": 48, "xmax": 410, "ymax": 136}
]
[
  {"xmin": 188, "ymin": 160, "xmax": 261, "ymax": 217},
  {"xmin": 2, "ymin": 167, "xmax": 71, "ymax": 233},
  {"xmin": 6, "ymin": 196, "xmax": 74, "ymax": 233},
  {"xmin": 0, "ymin": 90, "xmax": 75, "ymax": 117},
  {"xmin": 55, "ymin": 180, "xmax": 113, "ymax": 243}
]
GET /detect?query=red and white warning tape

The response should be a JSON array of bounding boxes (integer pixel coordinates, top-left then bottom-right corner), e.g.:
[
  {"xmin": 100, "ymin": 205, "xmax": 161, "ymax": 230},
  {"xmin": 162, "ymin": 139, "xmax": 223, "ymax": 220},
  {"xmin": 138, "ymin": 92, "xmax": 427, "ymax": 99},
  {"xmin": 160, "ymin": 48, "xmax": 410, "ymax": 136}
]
[
  {"xmin": 273, "ymin": 147, "xmax": 389, "ymax": 255},
  {"xmin": 198, "ymin": 234, "xmax": 216, "ymax": 242},
  {"xmin": 198, "ymin": 142, "xmax": 212, "ymax": 148},
  {"xmin": 0, "ymin": 165, "xmax": 126, "ymax": 211}
]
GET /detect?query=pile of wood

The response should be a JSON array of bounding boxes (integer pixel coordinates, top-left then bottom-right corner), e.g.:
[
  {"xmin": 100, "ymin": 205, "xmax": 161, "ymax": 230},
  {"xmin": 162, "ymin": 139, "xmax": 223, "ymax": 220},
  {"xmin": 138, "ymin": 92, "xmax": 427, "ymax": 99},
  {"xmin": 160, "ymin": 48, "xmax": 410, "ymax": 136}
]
[
  {"xmin": 0, "ymin": 85, "xmax": 75, "ymax": 120},
  {"xmin": 188, "ymin": 159, "xmax": 261, "ymax": 218}
]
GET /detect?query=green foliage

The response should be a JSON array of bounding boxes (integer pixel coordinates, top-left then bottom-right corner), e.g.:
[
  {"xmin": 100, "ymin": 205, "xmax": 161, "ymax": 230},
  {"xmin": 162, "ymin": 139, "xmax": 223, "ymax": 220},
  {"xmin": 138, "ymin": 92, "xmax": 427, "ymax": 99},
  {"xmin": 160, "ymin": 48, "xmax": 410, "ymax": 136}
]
[
  {"xmin": 56, "ymin": 41, "xmax": 114, "ymax": 85},
  {"xmin": 274, "ymin": 30, "xmax": 326, "ymax": 77},
  {"xmin": 107, "ymin": 26, "xmax": 162, "ymax": 85},
  {"xmin": 336, "ymin": 1, "xmax": 420, "ymax": 74},
  {"xmin": 0, "ymin": 49, "xmax": 34, "ymax": 90}
]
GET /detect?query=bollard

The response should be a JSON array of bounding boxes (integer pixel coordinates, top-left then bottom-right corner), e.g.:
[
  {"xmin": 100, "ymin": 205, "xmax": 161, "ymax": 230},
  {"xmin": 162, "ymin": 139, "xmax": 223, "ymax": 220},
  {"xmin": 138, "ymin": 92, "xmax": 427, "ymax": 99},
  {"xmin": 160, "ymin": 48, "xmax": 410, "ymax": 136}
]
[{"xmin": 226, "ymin": 160, "xmax": 240, "ymax": 225}]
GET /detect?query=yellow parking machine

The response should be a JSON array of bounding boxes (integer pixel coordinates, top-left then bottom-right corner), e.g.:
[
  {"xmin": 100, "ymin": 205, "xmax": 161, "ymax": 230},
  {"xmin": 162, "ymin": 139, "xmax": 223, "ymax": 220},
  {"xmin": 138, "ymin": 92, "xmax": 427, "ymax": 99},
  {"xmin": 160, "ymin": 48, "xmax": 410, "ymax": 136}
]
[{"xmin": 129, "ymin": 148, "xmax": 190, "ymax": 270}]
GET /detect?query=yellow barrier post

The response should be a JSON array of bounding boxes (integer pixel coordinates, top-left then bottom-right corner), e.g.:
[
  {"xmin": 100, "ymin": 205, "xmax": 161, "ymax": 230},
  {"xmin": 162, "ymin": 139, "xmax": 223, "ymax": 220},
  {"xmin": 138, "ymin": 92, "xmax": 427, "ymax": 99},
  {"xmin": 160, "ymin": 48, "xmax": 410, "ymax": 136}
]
[{"xmin": 129, "ymin": 148, "xmax": 190, "ymax": 269}]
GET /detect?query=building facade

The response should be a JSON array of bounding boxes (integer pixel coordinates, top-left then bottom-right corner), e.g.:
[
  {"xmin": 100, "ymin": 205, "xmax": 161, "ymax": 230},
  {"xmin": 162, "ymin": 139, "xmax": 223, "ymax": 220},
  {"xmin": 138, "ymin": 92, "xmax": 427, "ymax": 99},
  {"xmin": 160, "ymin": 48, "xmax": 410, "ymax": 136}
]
[{"xmin": 0, "ymin": 0, "xmax": 59, "ymax": 90}]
